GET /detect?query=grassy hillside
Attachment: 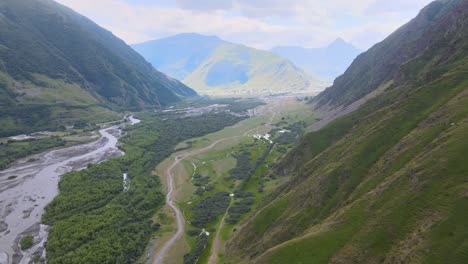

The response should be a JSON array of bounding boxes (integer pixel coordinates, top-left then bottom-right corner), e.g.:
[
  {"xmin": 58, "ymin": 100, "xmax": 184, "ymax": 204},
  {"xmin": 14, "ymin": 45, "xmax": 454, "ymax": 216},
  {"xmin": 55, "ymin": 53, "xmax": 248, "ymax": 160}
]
[
  {"xmin": 226, "ymin": 0, "xmax": 468, "ymax": 263},
  {"xmin": 132, "ymin": 34, "xmax": 322, "ymax": 96},
  {"xmin": 0, "ymin": 0, "xmax": 196, "ymax": 136},
  {"xmin": 183, "ymin": 43, "xmax": 320, "ymax": 95}
]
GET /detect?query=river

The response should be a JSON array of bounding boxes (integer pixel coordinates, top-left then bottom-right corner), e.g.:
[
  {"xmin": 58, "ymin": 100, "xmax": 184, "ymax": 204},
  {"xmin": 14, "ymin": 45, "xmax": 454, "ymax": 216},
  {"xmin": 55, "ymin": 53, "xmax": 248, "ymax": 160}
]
[{"xmin": 0, "ymin": 116, "xmax": 140, "ymax": 264}]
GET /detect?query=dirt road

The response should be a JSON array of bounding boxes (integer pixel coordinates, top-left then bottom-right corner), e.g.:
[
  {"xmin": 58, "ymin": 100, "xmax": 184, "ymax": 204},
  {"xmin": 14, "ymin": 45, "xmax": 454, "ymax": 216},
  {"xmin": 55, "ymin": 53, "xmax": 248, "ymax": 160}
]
[{"xmin": 153, "ymin": 137, "xmax": 240, "ymax": 264}]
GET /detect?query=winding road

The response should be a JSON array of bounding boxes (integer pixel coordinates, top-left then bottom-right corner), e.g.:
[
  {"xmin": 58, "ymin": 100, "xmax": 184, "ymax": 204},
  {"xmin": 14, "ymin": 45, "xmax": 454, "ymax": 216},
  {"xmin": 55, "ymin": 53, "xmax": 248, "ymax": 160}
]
[
  {"xmin": 153, "ymin": 103, "xmax": 279, "ymax": 264},
  {"xmin": 153, "ymin": 137, "xmax": 240, "ymax": 264}
]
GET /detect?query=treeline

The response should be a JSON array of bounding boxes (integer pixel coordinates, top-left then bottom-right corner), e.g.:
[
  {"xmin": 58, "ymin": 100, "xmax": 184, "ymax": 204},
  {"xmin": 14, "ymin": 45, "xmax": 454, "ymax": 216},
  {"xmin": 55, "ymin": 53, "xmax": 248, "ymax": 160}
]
[
  {"xmin": 184, "ymin": 233, "xmax": 209, "ymax": 264},
  {"xmin": 0, "ymin": 136, "xmax": 66, "ymax": 170},
  {"xmin": 227, "ymin": 100, "xmax": 265, "ymax": 113},
  {"xmin": 173, "ymin": 97, "xmax": 264, "ymax": 114},
  {"xmin": 0, "ymin": 103, "xmax": 114, "ymax": 137},
  {"xmin": 225, "ymin": 142, "xmax": 275, "ymax": 224},
  {"xmin": 43, "ymin": 111, "xmax": 246, "ymax": 263},
  {"xmin": 272, "ymin": 121, "xmax": 307, "ymax": 145},
  {"xmin": 191, "ymin": 192, "xmax": 230, "ymax": 227}
]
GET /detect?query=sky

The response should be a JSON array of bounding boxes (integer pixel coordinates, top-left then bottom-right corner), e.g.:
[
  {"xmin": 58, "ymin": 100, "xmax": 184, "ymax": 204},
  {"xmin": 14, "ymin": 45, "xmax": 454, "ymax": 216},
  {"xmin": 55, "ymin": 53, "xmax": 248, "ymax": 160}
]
[{"xmin": 55, "ymin": 0, "xmax": 434, "ymax": 50}]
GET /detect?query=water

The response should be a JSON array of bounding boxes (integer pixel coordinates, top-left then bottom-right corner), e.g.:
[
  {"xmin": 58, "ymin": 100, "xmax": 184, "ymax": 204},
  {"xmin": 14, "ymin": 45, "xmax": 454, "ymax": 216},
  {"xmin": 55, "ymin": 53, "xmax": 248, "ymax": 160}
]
[
  {"xmin": 0, "ymin": 116, "xmax": 140, "ymax": 264},
  {"xmin": 123, "ymin": 173, "xmax": 130, "ymax": 192}
]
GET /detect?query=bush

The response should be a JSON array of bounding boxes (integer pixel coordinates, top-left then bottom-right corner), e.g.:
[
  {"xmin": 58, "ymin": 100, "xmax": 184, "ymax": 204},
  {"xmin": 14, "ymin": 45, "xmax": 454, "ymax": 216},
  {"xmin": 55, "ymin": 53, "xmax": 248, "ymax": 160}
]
[
  {"xmin": 20, "ymin": 236, "xmax": 33, "ymax": 251},
  {"xmin": 187, "ymin": 229, "xmax": 200, "ymax": 237},
  {"xmin": 184, "ymin": 233, "xmax": 209, "ymax": 264},
  {"xmin": 191, "ymin": 192, "xmax": 230, "ymax": 227}
]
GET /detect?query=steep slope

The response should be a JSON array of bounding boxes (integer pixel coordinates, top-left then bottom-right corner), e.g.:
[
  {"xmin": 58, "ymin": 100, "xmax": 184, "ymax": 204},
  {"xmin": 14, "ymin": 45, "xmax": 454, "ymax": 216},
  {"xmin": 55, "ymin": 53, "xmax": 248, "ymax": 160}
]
[
  {"xmin": 272, "ymin": 38, "xmax": 362, "ymax": 80},
  {"xmin": 132, "ymin": 33, "xmax": 322, "ymax": 95},
  {"xmin": 227, "ymin": 0, "xmax": 468, "ymax": 263},
  {"xmin": 314, "ymin": 0, "xmax": 464, "ymax": 110},
  {"xmin": 0, "ymin": 0, "xmax": 196, "ymax": 136}
]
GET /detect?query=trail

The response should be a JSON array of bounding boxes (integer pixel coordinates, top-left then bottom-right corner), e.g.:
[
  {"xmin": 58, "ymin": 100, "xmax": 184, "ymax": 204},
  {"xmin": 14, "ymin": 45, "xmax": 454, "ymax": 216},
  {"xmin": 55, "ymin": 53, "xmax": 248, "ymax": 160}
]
[
  {"xmin": 153, "ymin": 137, "xmax": 239, "ymax": 264},
  {"xmin": 207, "ymin": 198, "xmax": 232, "ymax": 264},
  {"xmin": 153, "ymin": 102, "xmax": 279, "ymax": 264}
]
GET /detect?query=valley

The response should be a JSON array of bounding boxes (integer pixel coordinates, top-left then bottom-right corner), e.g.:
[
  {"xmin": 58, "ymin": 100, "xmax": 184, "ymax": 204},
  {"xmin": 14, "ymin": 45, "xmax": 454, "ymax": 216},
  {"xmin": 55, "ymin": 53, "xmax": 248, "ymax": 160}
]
[
  {"xmin": 0, "ymin": 116, "xmax": 138, "ymax": 264},
  {"xmin": 0, "ymin": 0, "xmax": 466, "ymax": 263},
  {"xmin": 144, "ymin": 98, "xmax": 314, "ymax": 264},
  {"xmin": 0, "ymin": 96, "xmax": 316, "ymax": 264}
]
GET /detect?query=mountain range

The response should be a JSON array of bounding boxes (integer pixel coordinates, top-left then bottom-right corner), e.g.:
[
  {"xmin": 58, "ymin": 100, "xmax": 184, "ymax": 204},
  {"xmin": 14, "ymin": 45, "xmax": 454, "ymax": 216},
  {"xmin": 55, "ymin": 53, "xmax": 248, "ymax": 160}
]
[
  {"xmin": 227, "ymin": 0, "xmax": 467, "ymax": 263},
  {"xmin": 271, "ymin": 38, "xmax": 362, "ymax": 80},
  {"xmin": 132, "ymin": 34, "xmax": 323, "ymax": 96},
  {"xmin": 0, "ymin": 0, "xmax": 196, "ymax": 137}
]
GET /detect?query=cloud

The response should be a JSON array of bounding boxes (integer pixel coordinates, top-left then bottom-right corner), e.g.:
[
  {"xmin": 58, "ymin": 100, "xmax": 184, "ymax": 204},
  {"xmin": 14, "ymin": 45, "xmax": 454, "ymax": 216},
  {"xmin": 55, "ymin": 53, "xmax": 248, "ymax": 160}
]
[
  {"xmin": 365, "ymin": 0, "xmax": 432, "ymax": 14},
  {"xmin": 175, "ymin": 0, "xmax": 233, "ymax": 11},
  {"xmin": 55, "ymin": 0, "xmax": 434, "ymax": 50}
]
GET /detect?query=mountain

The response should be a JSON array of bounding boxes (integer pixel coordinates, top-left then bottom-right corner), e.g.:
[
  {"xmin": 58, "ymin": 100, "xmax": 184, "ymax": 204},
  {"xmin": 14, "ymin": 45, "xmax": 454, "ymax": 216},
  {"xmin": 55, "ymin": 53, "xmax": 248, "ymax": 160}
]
[
  {"xmin": 132, "ymin": 33, "xmax": 322, "ymax": 96},
  {"xmin": 227, "ymin": 0, "xmax": 468, "ymax": 263},
  {"xmin": 271, "ymin": 38, "xmax": 362, "ymax": 80},
  {"xmin": 313, "ymin": 0, "xmax": 466, "ymax": 110},
  {"xmin": 132, "ymin": 33, "xmax": 225, "ymax": 80},
  {"xmin": 0, "ymin": 0, "xmax": 196, "ymax": 136}
]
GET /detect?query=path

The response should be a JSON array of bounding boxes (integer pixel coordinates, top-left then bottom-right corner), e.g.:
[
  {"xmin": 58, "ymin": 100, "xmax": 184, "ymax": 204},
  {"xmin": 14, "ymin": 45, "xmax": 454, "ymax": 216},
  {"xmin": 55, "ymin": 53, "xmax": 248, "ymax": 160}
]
[
  {"xmin": 207, "ymin": 197, "xmax": 232, "ymax": 264},
  {"xmin": 153, "ymin": 102, "xmax": 280, "ymax": 264},
  {"xmin": 153, "ymin": 137, "xmax": 239, "ymax": 264}
]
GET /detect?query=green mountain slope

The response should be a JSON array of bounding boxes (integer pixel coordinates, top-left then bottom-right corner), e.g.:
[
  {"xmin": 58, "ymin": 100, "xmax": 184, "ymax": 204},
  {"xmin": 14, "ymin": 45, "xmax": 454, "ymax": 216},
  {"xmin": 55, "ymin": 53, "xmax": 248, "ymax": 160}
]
[
  {"xmin": 0, "ymin": 0, "xmax": 196, "ymax": 136},
  {"xmin": 313, "ymin": 0, "xmax": 465, "ymax": 109},
  {"xmin": 132, "ymin": 34, "xmax": 322, "ymax": 96},
  {"xmin": 227, "ymin": 0, "xmax": 468, "ymax": 263}
]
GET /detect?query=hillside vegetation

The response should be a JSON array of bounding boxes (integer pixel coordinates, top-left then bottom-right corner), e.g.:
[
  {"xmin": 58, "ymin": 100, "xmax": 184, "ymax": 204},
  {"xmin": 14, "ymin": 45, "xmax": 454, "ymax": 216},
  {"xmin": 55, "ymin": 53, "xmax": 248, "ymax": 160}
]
[
  {"xmin": 0, "ymin": 0, "xmax": 196, "ymax": 136},
  {"xmin": 43, "ymin": 110, "xmax": 247, "ymax": 263},
  {"xmin": 184, "ymin": 43, "xmax": 318, "ymax": 95},
  {"xmin": 314, "ymin": 0, "xmax": 465, "ymax": 109},
  {"xmin": 227, "ymin": 0, "xmax": 468, "ymax": 263}
]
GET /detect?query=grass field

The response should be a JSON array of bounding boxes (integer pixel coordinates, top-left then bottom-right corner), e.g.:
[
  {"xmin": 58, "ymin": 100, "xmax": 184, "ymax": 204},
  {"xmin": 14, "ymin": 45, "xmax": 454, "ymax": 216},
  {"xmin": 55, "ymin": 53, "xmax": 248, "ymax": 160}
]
[{"xmin": 148, "ymin": 97, "xmax": 315, "ymax": 263}]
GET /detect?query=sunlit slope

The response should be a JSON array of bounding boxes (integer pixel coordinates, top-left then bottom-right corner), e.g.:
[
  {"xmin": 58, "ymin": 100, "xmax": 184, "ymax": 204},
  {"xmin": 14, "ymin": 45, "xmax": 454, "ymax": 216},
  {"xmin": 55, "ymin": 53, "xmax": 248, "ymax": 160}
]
[
  {"xmin": 183, "ymin": 43, "xmax": 319, "ymax": 94},
  {"xmin": 132, "ymin": 33, "xmax": 322, "ymax": 95},
  {"xmin": 227, "ymin": 0, "xmax": 468, "ymax": 263}
]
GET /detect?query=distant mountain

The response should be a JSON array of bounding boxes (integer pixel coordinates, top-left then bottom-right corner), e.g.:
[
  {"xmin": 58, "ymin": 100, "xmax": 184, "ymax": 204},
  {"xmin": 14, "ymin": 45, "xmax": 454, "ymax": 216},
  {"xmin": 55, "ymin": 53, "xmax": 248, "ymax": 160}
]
[
  {"xmin": 314, "ymin": 0, "xmax": 465, "ymax": 109},
  {"xmin": 132, "ymin": 33, "xmax": 225, "ymax": 80},
  {"xmin": 133, "ymin": 34, "xmax": 322, "ymax": 96},
  {"xmin": 227, "ymin": 0, "xmax": 468, "ymax": 263},
  {"xmin": 0, "ymin": 0, "xmax": 196, "ymax": 136},
  {"xmin": 271, "ymin": 38, "xmax": 362, "ymax": 80}
]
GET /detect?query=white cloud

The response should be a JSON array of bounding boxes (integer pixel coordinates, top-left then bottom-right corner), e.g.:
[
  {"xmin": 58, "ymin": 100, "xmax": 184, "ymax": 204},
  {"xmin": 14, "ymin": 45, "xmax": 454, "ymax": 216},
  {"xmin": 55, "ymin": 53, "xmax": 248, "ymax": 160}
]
[{"xmin": 55, "ymin": 0, "xmax": 433, "ymax": 50}]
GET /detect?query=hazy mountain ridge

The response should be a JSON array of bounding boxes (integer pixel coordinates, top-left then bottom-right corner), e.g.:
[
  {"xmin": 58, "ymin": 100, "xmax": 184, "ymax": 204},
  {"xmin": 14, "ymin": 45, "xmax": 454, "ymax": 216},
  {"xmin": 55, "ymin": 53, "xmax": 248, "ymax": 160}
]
[
  {"xmin": 226, "ymin": 0, "xmax": 468, "ymax": 263},
  {"xmin": 271, "ymin": 38, "xmax": 362, "ymax": 80},
  {"xmin": 0, "ymin": 0, "xmax": 196, "ymax": 136},
  {"xmin": 313, "ymin": 0, "xmax": 465, "ymax": 109},
  {"xmin": 132, "ymin": 33, "xmax": 322, "ymax": 95},
  {"xmin": 132, "ymin": 33, "xmax": 226, "ymax": 80}
]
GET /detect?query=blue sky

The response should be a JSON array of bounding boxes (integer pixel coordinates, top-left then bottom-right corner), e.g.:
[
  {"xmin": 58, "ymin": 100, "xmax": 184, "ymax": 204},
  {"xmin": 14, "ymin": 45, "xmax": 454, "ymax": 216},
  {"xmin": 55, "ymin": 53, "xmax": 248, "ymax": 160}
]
[{"xmin": 55, "ymin": 0, "xmax": 433, "ymax": 50}]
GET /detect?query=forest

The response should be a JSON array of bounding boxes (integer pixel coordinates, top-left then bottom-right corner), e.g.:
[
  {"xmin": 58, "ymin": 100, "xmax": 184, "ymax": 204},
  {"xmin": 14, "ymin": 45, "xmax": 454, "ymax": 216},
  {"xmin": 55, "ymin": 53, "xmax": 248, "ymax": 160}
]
[
  {"xmin": 0, "ymin": 136, "xmax": 66, "ymax": 170},
  {"xmin": 42, "ymin": 111, "xmax": 246, "ymax": 263}
]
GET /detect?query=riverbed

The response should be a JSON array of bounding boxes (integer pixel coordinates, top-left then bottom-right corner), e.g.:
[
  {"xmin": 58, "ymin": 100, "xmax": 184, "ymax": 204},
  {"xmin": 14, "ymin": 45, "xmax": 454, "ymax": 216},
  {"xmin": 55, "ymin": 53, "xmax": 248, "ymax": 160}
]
[{"xmin": 0, "ymin": 117, "xmax": 139, "ymax": 264}]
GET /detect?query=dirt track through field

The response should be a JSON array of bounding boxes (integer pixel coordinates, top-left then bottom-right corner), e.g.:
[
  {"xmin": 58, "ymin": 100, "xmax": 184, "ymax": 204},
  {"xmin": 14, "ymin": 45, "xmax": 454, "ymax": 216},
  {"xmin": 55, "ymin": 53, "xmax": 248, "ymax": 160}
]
[
  {"xmin": 153, "ymin": 136, "xmax": 240, "ymax": 264},
  {"xmin": 152, "ymin": 99, "xmax": 291, "ymax": 264}
]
